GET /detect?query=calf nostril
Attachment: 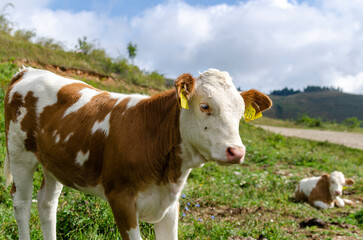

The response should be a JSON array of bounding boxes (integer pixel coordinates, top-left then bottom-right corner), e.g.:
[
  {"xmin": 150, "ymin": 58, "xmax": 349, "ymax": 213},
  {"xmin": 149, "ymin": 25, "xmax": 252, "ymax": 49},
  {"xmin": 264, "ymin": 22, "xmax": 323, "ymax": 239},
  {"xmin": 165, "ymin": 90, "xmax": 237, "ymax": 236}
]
[{"xmin": 227, "ymin": 147, "xmax": 234, "ymax": 156}]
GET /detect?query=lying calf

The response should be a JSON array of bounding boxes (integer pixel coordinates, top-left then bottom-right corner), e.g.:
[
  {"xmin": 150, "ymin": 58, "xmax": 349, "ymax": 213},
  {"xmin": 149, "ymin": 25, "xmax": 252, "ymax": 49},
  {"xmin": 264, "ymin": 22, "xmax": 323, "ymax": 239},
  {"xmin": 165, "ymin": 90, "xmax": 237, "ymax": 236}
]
[{"xmin": 294, "ymin": 171, "xmax": 355, "ymax": 209}]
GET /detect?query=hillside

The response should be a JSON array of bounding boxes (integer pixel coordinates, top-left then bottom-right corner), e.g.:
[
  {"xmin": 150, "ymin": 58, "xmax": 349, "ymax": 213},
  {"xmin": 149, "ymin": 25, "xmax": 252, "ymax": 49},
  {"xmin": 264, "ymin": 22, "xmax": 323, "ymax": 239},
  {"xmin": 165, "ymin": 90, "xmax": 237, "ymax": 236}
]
[
  {"xmin": 0, "ymin": 19, "xmax": 166, "ymax": 91},
  {"xmin": 265, "ymin": 91, "xmax": 363, "ymax": 123}
]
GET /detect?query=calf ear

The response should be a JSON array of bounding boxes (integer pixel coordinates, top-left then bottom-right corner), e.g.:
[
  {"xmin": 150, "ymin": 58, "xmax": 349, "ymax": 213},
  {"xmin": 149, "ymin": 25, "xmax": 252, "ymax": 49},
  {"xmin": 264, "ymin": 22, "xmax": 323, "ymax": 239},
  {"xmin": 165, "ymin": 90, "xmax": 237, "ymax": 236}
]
[
  {"xmin": 175, "ymin": 73, "xmax": 195, "ymax": 100},
  {"xmin": 241, "ymin": 89, "xmax": 272, "ymax": 114},
  {"xmin": 321, "ymin": 174, "xmax": 330, "ymax": 181},
  {"xmin": 345, "ymin": 178, "xmax": 355, "ymax": 185}
]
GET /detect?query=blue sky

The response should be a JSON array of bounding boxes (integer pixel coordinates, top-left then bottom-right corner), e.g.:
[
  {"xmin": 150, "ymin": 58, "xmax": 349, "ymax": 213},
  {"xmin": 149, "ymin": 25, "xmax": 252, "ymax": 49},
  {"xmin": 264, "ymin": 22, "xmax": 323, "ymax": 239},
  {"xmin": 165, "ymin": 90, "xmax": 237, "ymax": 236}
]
[
  {"xmin": 49, "ymin": 0, "xmax": 246, "ymax": 17},
  {"xmin": 3, "ymin": 0, "xmax": 363, "ymax": 94}
]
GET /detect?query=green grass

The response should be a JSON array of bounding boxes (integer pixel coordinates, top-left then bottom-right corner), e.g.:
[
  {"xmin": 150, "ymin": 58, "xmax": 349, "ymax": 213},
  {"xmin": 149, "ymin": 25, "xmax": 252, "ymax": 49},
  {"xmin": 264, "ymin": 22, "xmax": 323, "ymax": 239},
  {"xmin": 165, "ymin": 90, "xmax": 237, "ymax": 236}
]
[
  {"xmin": 1, "ymin": 62, "xmax": 362, "ymax": 239},
  {"xmin": 253, "ymin": 116, "xmax": 363, "ymax": 134},
  {"xmin": 0, "ymin": 30, "xmax": 167, "ymax": 90}
]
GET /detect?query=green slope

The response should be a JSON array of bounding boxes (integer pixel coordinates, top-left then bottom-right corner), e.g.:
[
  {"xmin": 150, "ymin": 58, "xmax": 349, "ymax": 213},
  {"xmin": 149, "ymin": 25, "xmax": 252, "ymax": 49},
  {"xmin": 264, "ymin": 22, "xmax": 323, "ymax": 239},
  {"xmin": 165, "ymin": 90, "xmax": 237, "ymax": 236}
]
[{"xmin": 265, "ymin": 91, "xmax": 363, "ymax": 123}]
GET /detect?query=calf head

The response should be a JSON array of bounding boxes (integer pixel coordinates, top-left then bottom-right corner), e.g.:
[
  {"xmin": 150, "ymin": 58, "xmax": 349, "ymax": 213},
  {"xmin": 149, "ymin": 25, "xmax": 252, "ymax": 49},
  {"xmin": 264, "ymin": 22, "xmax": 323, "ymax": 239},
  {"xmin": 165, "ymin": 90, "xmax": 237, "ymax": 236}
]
[
  {"xmin": 328, "ymin": 171, "xmax": 355, "ymax": 197},
  {"xmin": 176, "ymin": 69, "xmax": 272, "ymax": 166}
]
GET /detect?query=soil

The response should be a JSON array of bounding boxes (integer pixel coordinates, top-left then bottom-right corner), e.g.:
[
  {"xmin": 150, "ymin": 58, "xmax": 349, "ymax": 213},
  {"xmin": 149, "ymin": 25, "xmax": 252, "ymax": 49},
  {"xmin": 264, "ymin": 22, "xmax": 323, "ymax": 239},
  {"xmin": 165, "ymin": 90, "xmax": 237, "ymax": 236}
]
[{"xmin": 256, "ymin": 125, "xmax": 363, "ymax": 150}]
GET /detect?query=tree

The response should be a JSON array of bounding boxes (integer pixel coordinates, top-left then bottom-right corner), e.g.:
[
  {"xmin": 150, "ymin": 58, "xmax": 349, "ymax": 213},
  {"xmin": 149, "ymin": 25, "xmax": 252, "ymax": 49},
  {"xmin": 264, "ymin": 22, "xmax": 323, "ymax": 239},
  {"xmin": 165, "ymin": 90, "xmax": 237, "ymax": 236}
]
[
  {"xmin": 127, "ymin": 42, "xmax": 137, "ymax": 64},
  {"xmin": 0, "ymin": 3, "xmax": 14, "ymax": 34},
  {"xmin": 76, "ymin": 36, "xmax": 95, "ymax": 55}
]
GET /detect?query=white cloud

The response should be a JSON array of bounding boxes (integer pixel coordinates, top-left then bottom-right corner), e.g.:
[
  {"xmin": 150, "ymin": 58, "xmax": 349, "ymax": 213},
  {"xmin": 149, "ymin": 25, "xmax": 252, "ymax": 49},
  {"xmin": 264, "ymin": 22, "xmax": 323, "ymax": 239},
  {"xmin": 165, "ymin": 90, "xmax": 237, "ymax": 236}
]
[{"xmin": 2, "ymin": 0, "xmax": 363, "ymax": 94}]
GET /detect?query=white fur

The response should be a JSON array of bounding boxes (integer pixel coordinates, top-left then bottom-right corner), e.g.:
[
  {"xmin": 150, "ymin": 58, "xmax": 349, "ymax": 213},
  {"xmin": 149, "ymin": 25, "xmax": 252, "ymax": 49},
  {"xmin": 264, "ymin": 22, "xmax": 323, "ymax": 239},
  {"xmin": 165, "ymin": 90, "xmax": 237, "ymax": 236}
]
[
  {"xmin": 126, "ymin": 225, "xmax": 142, "ymax": 240},
  {"xmin": 126, "ymin": 94, "xmax": 149, "ymax": 109},
  {"xmin": 4, "ymin": 153, "xmax": 12, "ymax": 187},
  {"xmin": 74, "ymin": 184, "xmax": 106, "ymax": 200},
  {"xmin": 75, "ymin": 150, "xmax": 90, "ymax": 166},
  {"xmin": 9, "ymin": 68, "xmax": 85, "ymax": 115},
  {"xmin": 313, "ymin": 200, "xmax": 331, "ymax": 209},
  {"xmin": 7, "ymin": 107, "xmax": 39, "ymax": 240},
  {"xmin": 64, "ymin": 132, "xmax": 74, "ymax": 142},
  {"xmin": 295, "ymin": 176, "xmax": 320, "ymax": 198},
  {"xmin": 91, "ymin": 113, "xmax": 111, "ymax": 136},
  {"xmin": 154, "ymin": 202, "xmax": 179, "ymax": 240},
  {"xmin": 37, "ymin": 170, "xmax": 63, "ymax": 240},
  {"xmin": 63, "ymin": 88, "xmax": 101, "ymax": 118},
  {"xmin": 55, "ymin": 134, "xmax": 61, "ymax": 144}
]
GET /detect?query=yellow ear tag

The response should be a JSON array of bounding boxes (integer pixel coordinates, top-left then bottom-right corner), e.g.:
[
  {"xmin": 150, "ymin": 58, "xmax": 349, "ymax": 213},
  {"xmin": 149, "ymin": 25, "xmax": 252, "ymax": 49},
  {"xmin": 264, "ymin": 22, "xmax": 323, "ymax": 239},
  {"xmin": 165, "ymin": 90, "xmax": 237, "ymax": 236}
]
[
  {"xmin": 244, "ymin": 105, "xmax": 262, "ymax": 122},
  {"xmin": 180, "ymin": 89, "xmax": 189, "ymax": 109}
]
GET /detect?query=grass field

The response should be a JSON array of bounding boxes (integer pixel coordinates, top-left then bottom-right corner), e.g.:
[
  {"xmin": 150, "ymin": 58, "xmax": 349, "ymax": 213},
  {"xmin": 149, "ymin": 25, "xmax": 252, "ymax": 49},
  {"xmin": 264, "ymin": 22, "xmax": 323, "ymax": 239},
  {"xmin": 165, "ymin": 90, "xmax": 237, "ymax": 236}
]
[
  {"xmin": 253, "ymin": 116, "xmax": 363, "ymax": 134},
  {"xmin": 0, "ymin": 62, "xmax": 362, "ymax": 239}
]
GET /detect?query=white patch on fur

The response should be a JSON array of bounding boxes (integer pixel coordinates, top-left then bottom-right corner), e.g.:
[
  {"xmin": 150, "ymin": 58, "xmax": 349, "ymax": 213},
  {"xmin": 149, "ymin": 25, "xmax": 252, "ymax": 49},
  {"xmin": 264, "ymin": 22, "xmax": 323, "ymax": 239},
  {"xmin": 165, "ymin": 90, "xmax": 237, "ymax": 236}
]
[
  {"xmin": 74, "ymin": 184, "xmax": 106, "ymax": 200},
  {"xmin": 9, "ymin": 67, "xmax": 86, "ymax": 115},
  {"xmin": 109, "ymin": 92, "xmax": 129, "ymax": 106},
  {"xmin": 313, "ymin": 200, "xmax": 330, "ymax": 209},
  {"xmin": 91, "ymin": 113, "xmax": 111, "ymax": 136},
  {"xmin": 63, "ymin": 88, "xmax": 101, "ymax": 118},
  {"xmin": 126, "ymin": 225, "xmax": 142, "ymax": 240},
  {"xmin": 297, "ymin": 176, "xmax": 320, "ymax": 198},
  {"xmin": 64, "ymin": 132, "xmax": 74, "ymax": 142},
  {"xmin": 136, "ymin": 183, "xmax": 182, "ymax": 223},
  {"xmin": 126, "ymin": 94, "xmax": 149, "ymax": 109},
  {"xmin": 75, "ymin": 151, "xmax": 90, "ymax": 166},
  {"xmin": 55, "ymin": 134, "xmax": 61, "ymax": 144},
  {"xmin": 154, "ymin": 201, "xmax": 179, "ymax": 240}
]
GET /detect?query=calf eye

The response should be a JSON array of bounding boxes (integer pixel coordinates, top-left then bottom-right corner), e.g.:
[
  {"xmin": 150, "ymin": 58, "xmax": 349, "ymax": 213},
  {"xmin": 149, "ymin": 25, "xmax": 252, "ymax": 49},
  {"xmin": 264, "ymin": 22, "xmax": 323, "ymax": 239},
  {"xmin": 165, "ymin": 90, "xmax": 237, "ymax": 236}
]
[
  {"xmin": 200, "ymin": 104, "xmax": 209, "ymax": 111},
  {"xmin": 200, "ymin": 103, "xmax": 211, "ymax": 114}
]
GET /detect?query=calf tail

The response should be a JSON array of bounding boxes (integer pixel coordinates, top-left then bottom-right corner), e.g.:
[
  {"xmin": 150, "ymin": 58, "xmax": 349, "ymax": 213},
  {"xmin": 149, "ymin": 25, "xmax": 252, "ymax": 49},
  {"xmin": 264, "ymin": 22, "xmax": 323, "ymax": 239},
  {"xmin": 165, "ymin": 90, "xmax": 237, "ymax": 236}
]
[{"xmin": 4, "ymin": 153, "xmax": 13, "ymax": 187}]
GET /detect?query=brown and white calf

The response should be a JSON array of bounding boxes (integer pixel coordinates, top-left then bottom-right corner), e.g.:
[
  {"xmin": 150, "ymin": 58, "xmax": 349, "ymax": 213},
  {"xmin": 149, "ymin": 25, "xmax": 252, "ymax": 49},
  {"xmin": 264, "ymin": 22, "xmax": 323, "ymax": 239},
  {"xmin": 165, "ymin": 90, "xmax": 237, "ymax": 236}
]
[
  {"xmin": 294, "ymin": 171, "xmax": 355, "ymax": 209},
  {"xmin": 4, "ymin": 67, "xmax": 272, "ymax": 240}
]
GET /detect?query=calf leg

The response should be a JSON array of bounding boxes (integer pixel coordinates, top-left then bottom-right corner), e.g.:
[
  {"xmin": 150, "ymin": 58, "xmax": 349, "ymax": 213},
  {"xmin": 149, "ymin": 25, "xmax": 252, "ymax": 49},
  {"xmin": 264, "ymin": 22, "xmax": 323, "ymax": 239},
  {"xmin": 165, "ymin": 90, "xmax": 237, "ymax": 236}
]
[
  {"xmin": 10, "ymin": 154, "xmax": 38, "ymax": 240},
  {"xmin": 335, "ymin": 196, "xmax": 345, "ymax": 207},
  {"xmin": 313, "ymin": 200, "xmax": 331, "ymax": 209},
  {"xmin": 37, "ymin": 170, "xmax": 63, "ymax": 240},
  {"xmin": 155, "ymin": 201, "xmax": 179, "ymax": 240},
  {"xmin": 107, "ymin": 191, "xmax": 142, "ymax": 240}
]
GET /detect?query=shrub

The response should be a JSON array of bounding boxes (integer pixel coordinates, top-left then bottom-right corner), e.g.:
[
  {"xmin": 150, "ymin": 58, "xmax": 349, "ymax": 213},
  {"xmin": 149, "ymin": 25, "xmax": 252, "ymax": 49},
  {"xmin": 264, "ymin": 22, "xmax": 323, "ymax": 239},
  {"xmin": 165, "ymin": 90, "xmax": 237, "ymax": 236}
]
[
  {"xmin": 296, "ymin": 114, "xmax": 323, "ymax": 127},
  {"xmin": 342, "ymin": 117, "xmax": 362, "ymax": 128}
]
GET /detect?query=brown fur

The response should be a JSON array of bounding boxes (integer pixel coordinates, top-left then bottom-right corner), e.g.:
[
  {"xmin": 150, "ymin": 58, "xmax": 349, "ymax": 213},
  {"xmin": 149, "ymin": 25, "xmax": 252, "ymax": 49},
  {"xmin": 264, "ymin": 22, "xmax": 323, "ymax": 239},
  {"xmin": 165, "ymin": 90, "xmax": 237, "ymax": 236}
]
[
  {"xmin": 5, "ymin": 71, "xmax": 194, "ymax": 237},
  {"xmin": 308, "ymin": 174, "xmax": 333, "ymax": 205},
  {"xmin": 345, "ymin": 178, "xmax": 355, "ymax": 185},
  {"xmin": 9, "ymin": 69, "xmax": 27, "ymax": 86},
  {"xmin": 10, "ymin": 183, "xmax": 16, "ymax": 198},
  {"xmin": 241, "ymin": 89, "xmax": 272, "ymax": 114},
  {"xmin": 21, "ymin": 91, "xmax": 38, "ymax": 152},
  {"xmin": 294, "ymin": 185, "xmax": 308, "ymax": 202}
]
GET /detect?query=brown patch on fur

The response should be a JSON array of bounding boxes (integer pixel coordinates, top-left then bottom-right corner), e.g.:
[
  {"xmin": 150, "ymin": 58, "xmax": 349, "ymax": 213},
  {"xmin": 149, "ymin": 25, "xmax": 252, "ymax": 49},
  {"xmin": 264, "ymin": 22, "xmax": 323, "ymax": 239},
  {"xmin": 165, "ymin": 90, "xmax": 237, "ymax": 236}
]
[
  {"xmin": 103, "ymin": 88, "xmax": 182, "ymax": 195},
  {"xmin": 108, "ymin": 192, "xmax": 138, "ymax": 240},
  {"xmin": 241, "ymin": 89, "xmax": 272, "ymax": 114},
  {"xmin": 294, "ymin": 185, "xmax": 308, "ymax": 202},
  {"xmin": 37, "ymin": 83, "xmax": 117, "ymax": 188},
  {"xmin": 309, "ymin": 174, "xmax": 333, "ymax": 205},
  {"xmin": 10, "ymin": 183, "xmax": 16, "ymax": 198},
  {"xmin": 9, "ymin": 69, "xmax": 27, "ymax": 87},
  {"xmin": 21, "ymin": 91, "xmax": 38, "ymax": 152}
]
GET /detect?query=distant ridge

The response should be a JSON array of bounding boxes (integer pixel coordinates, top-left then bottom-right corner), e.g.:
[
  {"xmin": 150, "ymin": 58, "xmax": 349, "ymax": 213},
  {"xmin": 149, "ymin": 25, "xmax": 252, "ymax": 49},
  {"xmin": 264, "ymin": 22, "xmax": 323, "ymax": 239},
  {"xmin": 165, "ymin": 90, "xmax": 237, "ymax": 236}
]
[{"xmin": 264, "ymin": 91, "xmax": 363, "ymax": 123}]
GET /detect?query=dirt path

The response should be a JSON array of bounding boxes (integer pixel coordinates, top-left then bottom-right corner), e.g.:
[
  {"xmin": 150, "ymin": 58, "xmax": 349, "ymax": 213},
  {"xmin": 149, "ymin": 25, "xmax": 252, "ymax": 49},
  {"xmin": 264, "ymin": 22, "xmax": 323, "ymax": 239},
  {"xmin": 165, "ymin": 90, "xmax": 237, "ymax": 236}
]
[{"xmin": 256, "ymin": 125, "xmax": 363, "ymax": 150}]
